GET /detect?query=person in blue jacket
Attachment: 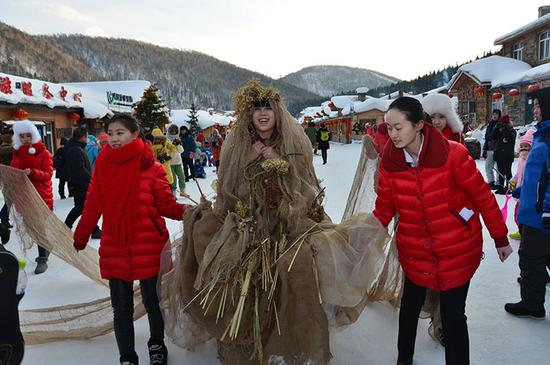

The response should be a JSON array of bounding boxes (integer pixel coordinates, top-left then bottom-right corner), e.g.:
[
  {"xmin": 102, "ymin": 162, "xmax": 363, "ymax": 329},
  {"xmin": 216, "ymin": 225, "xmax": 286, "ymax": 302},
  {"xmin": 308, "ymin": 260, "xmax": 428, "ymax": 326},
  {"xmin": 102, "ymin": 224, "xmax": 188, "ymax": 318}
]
[
  {"xmin": 179, "ymin": 126, "xmax": 197, "ymax": 181},
  {"xmin": 505, "ymin": 86, "xmax": 550, "ymax": 319}
]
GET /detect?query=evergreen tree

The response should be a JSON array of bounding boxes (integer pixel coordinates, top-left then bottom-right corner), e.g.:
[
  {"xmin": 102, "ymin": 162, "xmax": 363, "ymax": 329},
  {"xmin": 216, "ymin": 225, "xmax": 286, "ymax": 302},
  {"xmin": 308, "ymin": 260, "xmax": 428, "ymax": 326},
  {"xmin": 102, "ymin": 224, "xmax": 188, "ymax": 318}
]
[
  {"xmin": 187, "ymin": 103, "xmax": 201, "ymax": 136},
  {"xmin": 133, "ymin": 84, "xmax": 169, "ymax": 132}
]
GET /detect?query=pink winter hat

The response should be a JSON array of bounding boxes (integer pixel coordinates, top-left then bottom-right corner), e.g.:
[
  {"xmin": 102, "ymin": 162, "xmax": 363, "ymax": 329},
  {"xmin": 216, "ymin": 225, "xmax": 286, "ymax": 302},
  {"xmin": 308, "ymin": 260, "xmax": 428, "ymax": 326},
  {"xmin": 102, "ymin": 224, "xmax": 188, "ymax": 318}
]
[{"xmin": 520, "ymin": 128, "xmax": 535, "ymax": 145}]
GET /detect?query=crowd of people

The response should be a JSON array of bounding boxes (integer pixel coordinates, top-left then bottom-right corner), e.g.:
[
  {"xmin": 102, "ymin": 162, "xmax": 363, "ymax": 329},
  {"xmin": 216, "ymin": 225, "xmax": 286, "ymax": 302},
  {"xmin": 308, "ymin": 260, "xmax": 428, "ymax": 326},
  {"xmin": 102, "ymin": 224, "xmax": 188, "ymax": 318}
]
[{"xmin": 0, "ymin": 81, "xmax": 549, "ymax": 365}]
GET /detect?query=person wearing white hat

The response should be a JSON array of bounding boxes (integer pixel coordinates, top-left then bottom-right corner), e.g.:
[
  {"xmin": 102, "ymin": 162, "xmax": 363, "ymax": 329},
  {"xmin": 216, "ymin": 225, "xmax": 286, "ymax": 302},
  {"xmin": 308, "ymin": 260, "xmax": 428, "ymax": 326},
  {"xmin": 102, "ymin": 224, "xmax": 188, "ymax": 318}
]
[
  {"xmin": 11, "ymin": 120, "xmax": 54, "ymax": 274},
  {"xmin": 421, "ymin": 93, "xmax": 464, "ymax": 143}
]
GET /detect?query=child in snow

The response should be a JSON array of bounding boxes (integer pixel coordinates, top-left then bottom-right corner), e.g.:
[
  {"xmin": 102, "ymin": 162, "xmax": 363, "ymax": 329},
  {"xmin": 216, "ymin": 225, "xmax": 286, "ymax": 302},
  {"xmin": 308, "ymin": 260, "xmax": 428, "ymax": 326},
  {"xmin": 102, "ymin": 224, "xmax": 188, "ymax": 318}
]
[
  {"xmin": 73, "ymin": 114, "xmax": 189, "ymax": 365},
  {"xmin": 373, "ymin": 97, "xmax": 511, "ymax": 365},
  {"xmin": 151, "ymin": 128, "xmax": 178, "ymax": 187},
  {"xmin": 421, "ymin": 93, "xmax": 464, "ymax": 143},
  {"xmin": 11, "ymin": 121, "xmax": 54, "ymax": 274},
  {"xmin": 508, "ymin": 129, "xmax": 535, "ymax": 240}
]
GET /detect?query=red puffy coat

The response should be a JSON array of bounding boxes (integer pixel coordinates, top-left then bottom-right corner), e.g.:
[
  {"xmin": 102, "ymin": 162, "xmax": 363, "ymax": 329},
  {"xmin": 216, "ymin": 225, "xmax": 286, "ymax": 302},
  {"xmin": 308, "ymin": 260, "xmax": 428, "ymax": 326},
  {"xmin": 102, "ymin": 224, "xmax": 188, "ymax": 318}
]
[
  {"xmin": 374, "ymin": 123, "xmax": 390, "ymax": 155},
  {"xmin": 441, "ymin": 126, "xmax": 464, "ymax": 144},
  {"xmin": 74, "ymin": 140, "xmax": 187, "ymax": 281},
  {"xmin": 373, "ymin": 124, "xmax": 508, "ymax": 291},
  {"xmin": 11, "ymin": 142, "xmax": 54, "ymax": 210}
]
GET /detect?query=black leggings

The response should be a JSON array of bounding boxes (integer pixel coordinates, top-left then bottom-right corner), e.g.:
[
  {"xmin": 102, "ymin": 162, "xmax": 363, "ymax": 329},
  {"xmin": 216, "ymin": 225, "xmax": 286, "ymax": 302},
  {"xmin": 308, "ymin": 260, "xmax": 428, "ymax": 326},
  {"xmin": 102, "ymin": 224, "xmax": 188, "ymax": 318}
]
[
  {"xmin": 109, "ymin": 276, "xmax": 164, "ymax": 359},
  {"xmin": 398, "ymin": 277, "xmax": 470, "ymax": 365},
  {"xmin": 496, "ymin": 158, "xmax": 513, "ymax": 187}
]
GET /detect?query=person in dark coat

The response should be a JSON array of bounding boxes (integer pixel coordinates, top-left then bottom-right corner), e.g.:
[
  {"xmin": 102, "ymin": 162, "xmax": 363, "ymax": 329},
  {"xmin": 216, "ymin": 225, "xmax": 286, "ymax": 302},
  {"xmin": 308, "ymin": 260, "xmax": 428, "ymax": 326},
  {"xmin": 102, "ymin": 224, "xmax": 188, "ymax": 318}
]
[
  {"xmin": 316, "ymin": 123, "xmax": 331, "ymax": 165},
  {"xmin": 491, "ymin": 114, "xmax": 517, "ymax": 194},
  {"xmin": 179, "ymin": 126, "xmax": 197, "ymax": 181},
  {"xmin": 0, "ymin": 132, "xmax": 14, "ymax": 238},
  {"xmin": 54, "ymin": 137, "xmax": 70, "ymax": 199},
  {"xmin": 63, "ymin": 127, "xmax": 101, "ymax": 238},
  {"xmin": 505, "ymin": 86, "xmax": 550, "ymax": 319},
  {"xmin": 304, "ymin": 122, "xmax": 318, "ymax": 154},
  {"xmin": 483, "ymin": 110, "xmax": 502, "ymax": 189}
]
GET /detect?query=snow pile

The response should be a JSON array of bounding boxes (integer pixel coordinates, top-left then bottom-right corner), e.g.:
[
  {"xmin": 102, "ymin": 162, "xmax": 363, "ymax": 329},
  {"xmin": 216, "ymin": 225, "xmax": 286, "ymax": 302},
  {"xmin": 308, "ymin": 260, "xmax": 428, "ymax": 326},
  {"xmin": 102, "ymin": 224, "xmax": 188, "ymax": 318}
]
[
  {"xmin": 494, "ymin": 12, "xmax": 550, "ymax": 45},
  {"xmin": 0, "ymin": 72, "xmax": 110, "ymax": 119},
  {"xmin": 169, "ymin": 109, "xmax": 232, "ymax": 129},
  {"xmin": 447, "ymin": 56, "xmax": 533, "ymax": 88}
]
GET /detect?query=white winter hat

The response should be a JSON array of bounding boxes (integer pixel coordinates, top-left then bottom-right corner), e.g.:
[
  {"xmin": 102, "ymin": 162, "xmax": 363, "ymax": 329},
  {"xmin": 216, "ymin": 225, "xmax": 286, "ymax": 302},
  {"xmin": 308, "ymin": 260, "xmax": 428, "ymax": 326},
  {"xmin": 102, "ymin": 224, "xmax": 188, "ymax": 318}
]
[
  {"xmin": 421, "ymin": 93, "xmax": 463, "ymax": 133},
  {"xmin": 12, "ymin": 120, "xmax": 42, "ymax": 153}
]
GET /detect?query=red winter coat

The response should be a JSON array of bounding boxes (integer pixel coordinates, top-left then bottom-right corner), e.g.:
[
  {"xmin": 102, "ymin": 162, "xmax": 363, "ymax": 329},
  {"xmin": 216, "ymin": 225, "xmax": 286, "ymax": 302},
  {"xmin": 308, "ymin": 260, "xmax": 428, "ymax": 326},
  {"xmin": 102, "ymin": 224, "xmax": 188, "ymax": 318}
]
[
  {"xmin": 11, "ymin": 142, "xmax": 54, "ymax": 210},
  {"xmin": 441, "ymin": 126, "xmax": 464, "ymax": 144},
  {"xmin": 74, "ymin": 142, "xmax": 186, "ymax": 281},
  {"xmin": 374, "ymin": 123, "xmax": 390, "ymax": 155},
  {"xmin": 373, "ymin": 124, "xmax": 508, "ymax": 291}
]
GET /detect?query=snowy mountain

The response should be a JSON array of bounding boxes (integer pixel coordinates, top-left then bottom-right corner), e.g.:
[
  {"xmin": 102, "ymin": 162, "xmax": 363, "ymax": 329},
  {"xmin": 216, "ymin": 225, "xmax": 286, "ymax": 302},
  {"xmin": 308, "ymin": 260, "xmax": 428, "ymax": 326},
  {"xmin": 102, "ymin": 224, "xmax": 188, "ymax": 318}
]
[
  {"xmin": 0, "ymin": 22, "xmax": 324, "ymax": 115},
  {"xmin": 280, "ymin": 65, "xmax": 400, "ymax": 97}
]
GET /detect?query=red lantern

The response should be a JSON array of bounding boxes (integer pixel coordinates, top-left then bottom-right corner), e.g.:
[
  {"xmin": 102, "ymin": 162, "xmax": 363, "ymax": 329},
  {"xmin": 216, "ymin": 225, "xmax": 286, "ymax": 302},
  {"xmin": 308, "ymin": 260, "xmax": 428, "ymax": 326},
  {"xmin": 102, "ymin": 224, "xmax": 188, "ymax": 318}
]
[
  {"xmin": 68, "ymin": 112, "xmax": 81, "ymax": 121},
  {"xmin": 474, "ymin": 86, "xmax": 485, "ymax": 96},
  {"xmin": 508, "ymin": 89, "xmax": 520, "ymax": 97},
  {"xmin": 13, "ymin": 108, "xmax": 28, "ymax": 119},
  {"xmin": 492, "ymin": 92, "xmax": 503, "ymax": 101},
  {"xmin": 527, "ymin": 84, "xmax": 540, "ymax": 94},
  {"xmin": 328, "ymin": 101, "xmax": 336, "ymax": 110}
]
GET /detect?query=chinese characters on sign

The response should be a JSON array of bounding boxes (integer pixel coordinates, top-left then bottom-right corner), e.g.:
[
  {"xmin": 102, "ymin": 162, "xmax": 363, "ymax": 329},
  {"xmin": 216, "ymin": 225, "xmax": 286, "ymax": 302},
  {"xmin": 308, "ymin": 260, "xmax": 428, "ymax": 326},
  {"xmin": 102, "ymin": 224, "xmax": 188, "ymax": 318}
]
[
  {"xmin": 0, "ymin": 77, "xmax": 13, "ymax": 94},
  {"xmin": 22, "ymin": 82, "xmax": 33, "ymax": 96},
  {"xmin": 43, "ymin": 84, "xmax": 54, "ymax": 99}
]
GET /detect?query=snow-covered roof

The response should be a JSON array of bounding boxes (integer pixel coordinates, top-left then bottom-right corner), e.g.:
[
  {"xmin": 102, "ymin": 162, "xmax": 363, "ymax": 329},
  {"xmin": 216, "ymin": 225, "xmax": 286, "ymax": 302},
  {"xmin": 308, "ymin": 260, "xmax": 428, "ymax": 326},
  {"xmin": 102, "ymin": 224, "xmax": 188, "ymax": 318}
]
[
  {"xmin": 447, "ymin": 56, "xmax": 532, "ymax": 90},
  {"xmin": 169, "ymin": 109, "xmax": 233, "ymax": 129},
  {"xmin": 66, "ymin": 80, "xmax": 151, "ymax": 114},
  {"xmin": 0, "ymin": 72, "xmax": 111, "ymax": 119},
  {"xmin": 330, "ymin": 95, "xmax": 357, "ymax": 109},
  {"xmin": 354, "ymin": 98, "xmax": 392, "ymax": 113},
  {"xmin": 355, "ymin": 87, "xmax": 370, "ymax": 94},
  {"xmin": 494, "ymin": 13, "xmax": 550, "ymax": 45}
]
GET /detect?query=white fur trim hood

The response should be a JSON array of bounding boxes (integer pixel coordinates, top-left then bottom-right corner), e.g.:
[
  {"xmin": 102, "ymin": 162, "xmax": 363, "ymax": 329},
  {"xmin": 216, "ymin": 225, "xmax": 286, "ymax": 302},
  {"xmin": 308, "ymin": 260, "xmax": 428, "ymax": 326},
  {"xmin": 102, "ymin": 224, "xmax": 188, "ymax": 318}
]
[
  {"xmin": 12, "ymin": 120, "xmax": 42, "ymax": 152},
  {"xmin": 421, "ymin": 93, "xmax": 464, "ymax": 134}
]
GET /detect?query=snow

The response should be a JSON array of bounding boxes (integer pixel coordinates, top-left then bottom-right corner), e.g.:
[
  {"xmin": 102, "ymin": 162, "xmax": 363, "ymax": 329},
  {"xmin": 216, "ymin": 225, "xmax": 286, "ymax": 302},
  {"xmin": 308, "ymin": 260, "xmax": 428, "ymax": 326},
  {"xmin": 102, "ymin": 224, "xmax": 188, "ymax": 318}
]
[
  {"xmin": 0, "ymin": 72, "xmax": 110, "ymax": 119},
  {"xmin": 354, "ymin": 98, "xmax": 392, "ymax": 113},
  {"xmin": 494, "ymin": 13, "xmax": 550, "ymax": 45},
  {"xmin": 66, "ymin": 80, "xmax": 151, "ymax": 115},
  {"xmin": 169, "ymin": 109, "xmax": 232, "ymax": 129},
  {"xmin": 356, "ymin": 87, "xmax": 370, "ymax": 94},
  {"xmin": 447, "ymin": 56, "xmax": 532, "ymax": 89},
  {"xmin": 330, "ymin": 95, "xmax": 357, "ymax": 109},
  {"xmin": 5, "ymin": 142, "xmax": 550, "ymax": 365}
]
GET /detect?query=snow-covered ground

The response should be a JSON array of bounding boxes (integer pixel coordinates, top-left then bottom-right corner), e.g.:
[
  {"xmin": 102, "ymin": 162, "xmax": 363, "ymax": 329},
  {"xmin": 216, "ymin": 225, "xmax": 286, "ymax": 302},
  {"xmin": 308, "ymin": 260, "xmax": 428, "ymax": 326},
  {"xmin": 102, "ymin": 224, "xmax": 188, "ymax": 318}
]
[{"xmin": 4, "ymin": 141, "xmax": 550, "ymax": 365}]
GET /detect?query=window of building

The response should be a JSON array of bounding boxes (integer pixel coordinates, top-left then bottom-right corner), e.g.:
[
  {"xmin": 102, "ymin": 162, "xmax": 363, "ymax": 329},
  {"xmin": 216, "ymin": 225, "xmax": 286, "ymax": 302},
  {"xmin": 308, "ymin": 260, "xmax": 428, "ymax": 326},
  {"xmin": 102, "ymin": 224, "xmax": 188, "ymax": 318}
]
[
  {"xmin": 539, "ymin": 30, "xmax": 550, "ymax": 60},
  {"xmin": 512, "ymin": 41, "xmax": 524, "ymax": 60}
]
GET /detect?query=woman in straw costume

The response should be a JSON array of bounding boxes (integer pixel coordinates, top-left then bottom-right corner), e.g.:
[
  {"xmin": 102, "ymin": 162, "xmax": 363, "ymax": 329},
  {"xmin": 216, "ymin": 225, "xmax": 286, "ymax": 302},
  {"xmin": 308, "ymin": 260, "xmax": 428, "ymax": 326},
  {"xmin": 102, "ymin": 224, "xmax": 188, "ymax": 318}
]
[{"xmin": 163, "ymin": 80, "xmax": 388, "ymax": 364}]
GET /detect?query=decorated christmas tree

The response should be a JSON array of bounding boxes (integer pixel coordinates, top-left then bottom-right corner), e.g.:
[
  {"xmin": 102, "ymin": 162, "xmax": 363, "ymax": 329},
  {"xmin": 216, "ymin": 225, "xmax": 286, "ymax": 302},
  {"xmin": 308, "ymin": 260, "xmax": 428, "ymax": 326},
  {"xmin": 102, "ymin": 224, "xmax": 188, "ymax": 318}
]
[
  {"xmin": 187, "ymin": 103, "xmax": 201, "ymax": 136},
  {"xmin": 133, "ymin": 84, "xmax": 169, "ymax": 131}
]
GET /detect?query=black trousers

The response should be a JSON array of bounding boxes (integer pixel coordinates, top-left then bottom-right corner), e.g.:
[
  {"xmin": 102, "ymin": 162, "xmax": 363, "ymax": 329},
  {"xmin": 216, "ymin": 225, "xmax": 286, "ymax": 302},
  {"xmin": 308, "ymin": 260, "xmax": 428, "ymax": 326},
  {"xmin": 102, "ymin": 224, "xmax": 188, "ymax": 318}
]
[
  {"xmin": 496, "ymin": 158, "xmax": 513, "ymax": 187},
  {"xmin": 182, "ymin": 157, "xmax": 195, "ymax": 180},
  {"xmin": 109, "ymin": 276, "xmax": 165, "ymax": 359},
  {"xmin": 519, "ymin": 225, "xmax": 550, "ymax": 311},
  {"xmin": 398, "ymin": 277, "xmax": 470, "ymax": 365},
  {"xmin": 0, "ymin": 203, "xmax": 9, "ymax": 223},
  {"xmin": 64, "ymin": 184, "xmax": 88, "ymax": 229},
  {"xmin": 320, "ymin": 148, "xmax": 328, "ymax": 164},
  {"xmin": 58, "ymin": 179, "xmax": 68, "ymax": 198}
]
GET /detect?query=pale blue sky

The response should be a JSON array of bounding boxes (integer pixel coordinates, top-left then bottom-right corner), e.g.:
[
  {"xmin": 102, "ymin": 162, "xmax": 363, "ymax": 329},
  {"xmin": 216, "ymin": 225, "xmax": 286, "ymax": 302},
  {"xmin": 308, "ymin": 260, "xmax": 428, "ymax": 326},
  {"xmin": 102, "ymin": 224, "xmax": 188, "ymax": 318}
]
[{"xmin": 0, "ymin": 0, "xmax": 546, "ymax": 80}]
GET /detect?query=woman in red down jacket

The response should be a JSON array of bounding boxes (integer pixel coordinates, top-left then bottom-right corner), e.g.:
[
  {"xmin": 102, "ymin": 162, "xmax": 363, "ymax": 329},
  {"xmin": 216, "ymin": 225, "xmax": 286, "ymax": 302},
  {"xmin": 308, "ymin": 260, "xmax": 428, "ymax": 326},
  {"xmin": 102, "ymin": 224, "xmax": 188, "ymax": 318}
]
[
  {"xmin": 11, "ymin": 120, "xmax": 53, "ymax": 274},
  {"xmin": 421, "ymin": 93, "xmax": 465, "ymax": 144},
  {"xmin": 74, "ymin": 114, "xmax": 190, "ymax": 365},
  {"xmin": 373, "ymin": 97, "xmax": 512, "ymax": 365}
]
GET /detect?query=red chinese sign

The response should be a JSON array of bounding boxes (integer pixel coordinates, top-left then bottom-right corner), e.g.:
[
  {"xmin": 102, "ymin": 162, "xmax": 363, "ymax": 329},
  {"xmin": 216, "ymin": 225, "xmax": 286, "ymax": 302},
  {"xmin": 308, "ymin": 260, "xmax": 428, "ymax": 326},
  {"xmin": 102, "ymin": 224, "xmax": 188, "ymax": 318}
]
[
  {"xmin": 73, "ymin": 92, "xmax": 82, "ymax": 103},
  {"xmin": 0, "ymin": 77, "xmax": 13, "ymax": 94},
  {"xmin": 22, "ymin": 81, "xmax": 33, "ymax": 96},
  {"xmin": 59, "ymin": 86, "xmax": 68, "ymax": 101},
  {"xmin": 43, "ymin": 84, "xmax": 54, "ymax": 99}
]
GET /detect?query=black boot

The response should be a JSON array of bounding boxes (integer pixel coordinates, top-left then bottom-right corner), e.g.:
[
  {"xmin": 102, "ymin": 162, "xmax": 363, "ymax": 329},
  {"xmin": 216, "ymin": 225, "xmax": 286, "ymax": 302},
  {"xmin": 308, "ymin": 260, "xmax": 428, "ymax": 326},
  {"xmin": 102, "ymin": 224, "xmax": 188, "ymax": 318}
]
[
  {"xmin": 120, "ymin": 352, "xmax": 139, "ymax": 365},
  {"xmin": 148, "ymin": 340, "xmax": 168, "ymax": 365},
  {"xmin": 34, "ymin": 257, "xmax": 48, "ymax": 275},
  {"xmin": 504, "ymin": 302, "xmax": 545, "ymax": 319}
]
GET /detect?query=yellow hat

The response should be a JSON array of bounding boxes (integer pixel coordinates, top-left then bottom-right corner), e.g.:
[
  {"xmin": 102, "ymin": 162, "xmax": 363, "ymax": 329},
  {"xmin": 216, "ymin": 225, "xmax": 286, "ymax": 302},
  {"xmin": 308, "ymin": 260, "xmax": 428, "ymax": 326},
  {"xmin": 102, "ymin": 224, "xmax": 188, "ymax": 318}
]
[{"xmin": 151, "ymin": 128, "xmax": 164, "ymax": 138}]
